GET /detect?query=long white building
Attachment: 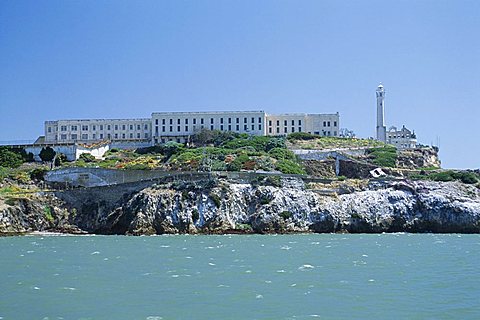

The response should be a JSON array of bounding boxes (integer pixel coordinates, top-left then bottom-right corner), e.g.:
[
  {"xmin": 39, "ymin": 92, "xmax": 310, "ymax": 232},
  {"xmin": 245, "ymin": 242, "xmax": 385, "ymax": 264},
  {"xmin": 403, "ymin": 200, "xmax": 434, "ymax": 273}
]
[{"xmin": 44, "ymin": 111, "xmax": 340, "ymax": 145}]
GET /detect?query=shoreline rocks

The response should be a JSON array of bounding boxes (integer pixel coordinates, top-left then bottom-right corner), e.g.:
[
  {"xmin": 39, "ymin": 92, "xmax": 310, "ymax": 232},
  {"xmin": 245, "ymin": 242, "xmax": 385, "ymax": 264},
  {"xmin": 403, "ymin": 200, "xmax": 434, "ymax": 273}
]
[{"xmin": 1, "ymin": 178, "xmax": 479, "ymax": 235}]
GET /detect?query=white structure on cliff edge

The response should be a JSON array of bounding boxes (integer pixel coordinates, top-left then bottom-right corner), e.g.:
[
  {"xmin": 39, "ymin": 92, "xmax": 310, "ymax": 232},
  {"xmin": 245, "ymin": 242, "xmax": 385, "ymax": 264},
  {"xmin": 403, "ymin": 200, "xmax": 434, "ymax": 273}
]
[
  {"xmin": 375, "ymin": 83, "xmax": 417, "ymax": 150},
  {"xmin": 376, "ymin": 83, "xmax": 387, "ymax": 143}
]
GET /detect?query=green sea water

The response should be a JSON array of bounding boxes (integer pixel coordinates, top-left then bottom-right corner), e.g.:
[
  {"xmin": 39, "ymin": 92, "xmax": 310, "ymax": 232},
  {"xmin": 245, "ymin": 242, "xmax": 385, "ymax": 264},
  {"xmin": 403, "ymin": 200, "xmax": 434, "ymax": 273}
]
[{"xmin": 0, "ymin": 233, "xmax": 479, "ymax": 319}]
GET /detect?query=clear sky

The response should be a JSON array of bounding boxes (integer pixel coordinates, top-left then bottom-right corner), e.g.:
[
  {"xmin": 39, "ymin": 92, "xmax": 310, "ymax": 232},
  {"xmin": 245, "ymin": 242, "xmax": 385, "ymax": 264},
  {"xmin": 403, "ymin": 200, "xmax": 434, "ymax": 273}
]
[{"xmin": 1, "ymin": 0, "xmax": 479, "ymax": 168}]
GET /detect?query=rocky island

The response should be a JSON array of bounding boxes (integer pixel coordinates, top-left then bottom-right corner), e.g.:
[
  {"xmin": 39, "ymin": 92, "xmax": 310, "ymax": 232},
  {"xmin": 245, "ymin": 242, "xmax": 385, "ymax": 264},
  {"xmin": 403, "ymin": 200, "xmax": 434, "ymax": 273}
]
[{"xmin": 1, "ymin": 131, "xmax": 479, "ymax": 235}]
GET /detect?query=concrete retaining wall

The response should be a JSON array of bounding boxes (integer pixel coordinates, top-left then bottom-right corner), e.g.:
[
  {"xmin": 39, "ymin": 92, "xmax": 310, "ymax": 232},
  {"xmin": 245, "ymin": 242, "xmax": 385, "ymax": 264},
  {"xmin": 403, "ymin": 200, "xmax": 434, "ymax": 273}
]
[{"xmin": 45, "ymin": 167, "xmax": 333, "ymax": 188}]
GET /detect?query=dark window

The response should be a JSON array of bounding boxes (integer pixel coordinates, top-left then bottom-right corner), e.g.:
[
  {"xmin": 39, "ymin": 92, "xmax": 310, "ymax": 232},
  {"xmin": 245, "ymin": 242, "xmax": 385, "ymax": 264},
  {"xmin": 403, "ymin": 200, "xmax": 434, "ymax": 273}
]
[
  {"xmin": 185, "ymin": 119, "xmax": 188, "ymax": 124},
  {"xmin": 258, "ymin": 125, "xmax": 262, "ymax": 130},
  {"xmin": 170, "ymin": 119, "xmax": 173, "ymax": 125},
  {"xmin": 228, "ymin": 125, "xmax": 231, "ymax": 131},
  {"xmin": 269, "ymin": 127, "xmax": 272, "ymax": 133},
  {"xmin": 244, "ymin": 118, "xmax": 247, "ymax": 123},
  {"xmin": 276, "ymin": 127, "xmax": 280, "ymax": 133},
  {"xmin": 193, "ymin": 118, "xmax": 196, "ymax": 124},
  {"xmin": 130, "ymin": 125, "xmax": 133, "ymax": 130},
  {"xmin": 323, "ymin": 121, "xmax": 326, "ymax": 127},
  {"xmin": 177, "ymin": 119, "xmax": 180, "ymax": 125},
  {"xmin": 334, "ymin": 121, "xmax": 337, "ymax": 126},
  {"xmin": 177, "ymin": 126, "xmax": 180, "ymax": 131},
  {"xmin": 210, "ymin": 118, "xmax": 214, "ymax": 124},
  {"xmin": 185, "ymin": 126, "xmax": 188, "ymax": 131},
  {"xmin": 170, "ymin": 126, "xmax": 173, "ymax": 132},
  {"xmin": 122, "ymin": 125, "xmax": 126, "ymax": 130},
  {"xmin": 201, "ymin": 118, "xmax": 204, "ymax": 124},
  {"xmin": 162, "ymin": 119, "xmax": 165, "ymax": 125},
  {"xmin": 284, "ymin": 127, "xmax": 287, "ymax": 133},
  {"xmin": 268, "ymin": 120, "xmax": 272, "ymax": 126},
  {"xmin": 220, "ymin": 118, "xmax": 224, "ymax": 124},
  {"xmin": 155, "ymin": 126, "xmax": 159, "ymax": 134},
  {"xmin": 258, "ymin": 117, "xmax": 262, "ymax": 123},
  {"xmin": 251, "ymin": 125, "xmax": 254, "ymax": 130},
  {"xmin": 276, "ymin": 120, "xmax": 279, "ymax": 126},
  {"xmin": 291, "ymin": 120, "xmax": 295, "ymax": 126},
  {"xmin": 284, "ymin": 120, "xmax": 287, "ymax": 126},
  {"xmin": 155, "ymin": 119, "xmax": 158, "ymax": 125},
  {"xmin": 298, "ymin": 120, "xmax": 302, "ymax": 125},
  {"xmin": 220, "ymin": 125, "xmax": 224, "ymax": 130},
  {"xmin": 210, "ymin": 125, "xmax": 214, "ymax": 130},
  {"xmin": 251, "ymin": 117, "xmax": 254, "ymax": 123},
  {"xmin": 236, "ymin": 118, "xmax": 239, "ymax": 123},
  {"xmin": 292, "ymin": 127, "xmax": 295, "ymax": 132},
  {"xmin": 328, "ymin": 121, "xmax": 331, "ymax": 127},
  {"xmin": 236, "ymin": 125, "xmax": 239, "ymax": 130},
  {"xmin": 162, "ymin": 126, "xmax": 165, "ymax": 132},
  {"xmin": 244, "ymin": 125, "xmax": 247, "ymax": 130},
  {"xmin": 228, "ymin": 118, "xmax": 231, "ymax": 124},
  {"xmin": 298, "ymin": 127, "xmax": 302, "ymax": 132}
]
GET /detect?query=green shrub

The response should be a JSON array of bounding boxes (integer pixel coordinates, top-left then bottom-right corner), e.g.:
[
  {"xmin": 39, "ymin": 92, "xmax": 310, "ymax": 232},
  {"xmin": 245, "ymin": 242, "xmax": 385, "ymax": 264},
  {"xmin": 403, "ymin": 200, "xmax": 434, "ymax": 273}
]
[
  {"xmin": 236, "ymin": 223, "xmax": 253, "ymax": 232},
  {"xmin": 268, "ymin": 147, "xmax": 296, "ymax": 160},
  {"xmin": 275, "ymin": 159, "xmax": 306, "ymax": 174},
  {"xmin": 43, "ymin": 206, "xmax": 54, "ymax": 223},
  {"xmin": 452, "ymin": 171, "xmax": 478, "ymax": 184},
  {"xmin": 209, "ymin": 193, "xmax": 221, "ymax": 208},
  {"xmin": 280, "ymin": 211, "xmax": 292, "ymax": 220},
  {"xmin": 78, "ymin": 153, "xmax": 96, "ymax": 163},
  {"xmin": 351, "ymin": 213, "xmax": 362, "ymax": 219},
  {"xmin": 30, "ymin": 167, "xmax": 48, "ymax": 181},
  {"xmin": 0, "ymin": 146, "xmax": 24, "ymax": 168},
  {"xmin": 287, "ymin": 132, "xmax": 317, "ymax": 140},
  {"xmin": 191, "ymin": 209, "xmax": 199, "ymax": 222},
  {"xmin": 54, "ymin": 153, "xmax": 68, "ymax": 166}
]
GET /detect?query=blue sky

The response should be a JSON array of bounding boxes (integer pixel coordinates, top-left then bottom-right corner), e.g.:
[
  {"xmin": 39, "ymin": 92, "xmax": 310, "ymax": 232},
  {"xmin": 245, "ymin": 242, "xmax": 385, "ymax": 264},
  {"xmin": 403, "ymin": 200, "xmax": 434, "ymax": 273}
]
[{"xmin": 1, "ymin": 0, "xmax": 479, "ymax": 168}]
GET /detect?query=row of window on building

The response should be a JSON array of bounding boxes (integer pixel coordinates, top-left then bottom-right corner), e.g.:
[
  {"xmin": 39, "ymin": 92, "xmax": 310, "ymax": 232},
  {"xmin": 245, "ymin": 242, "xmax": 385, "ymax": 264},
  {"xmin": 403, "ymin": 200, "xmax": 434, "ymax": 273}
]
[
  {"xmin": 154, "ymin": 117, "xmax": 263, "ymax": 126},
  {"xmin": 48, "ymin": 123, "xmax": 150, "ymax": 133},
  {"xmin": 265, "ymin": 120, "xmax": 337, "ymax": 127},
  {"xmin": 155, "ymin": 124, "xmax": 262, "ymax": 134},
  {"xmin": 58, "ymin": 132, "xmax": 150, "ymax": 140}
]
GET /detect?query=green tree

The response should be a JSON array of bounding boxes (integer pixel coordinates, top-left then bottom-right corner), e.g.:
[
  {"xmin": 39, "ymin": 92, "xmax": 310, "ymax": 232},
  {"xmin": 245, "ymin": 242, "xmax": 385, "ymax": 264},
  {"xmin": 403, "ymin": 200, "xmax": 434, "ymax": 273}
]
[{"xmin": 39, "ymin": 147, "xmax": 56, "ymax": 162}]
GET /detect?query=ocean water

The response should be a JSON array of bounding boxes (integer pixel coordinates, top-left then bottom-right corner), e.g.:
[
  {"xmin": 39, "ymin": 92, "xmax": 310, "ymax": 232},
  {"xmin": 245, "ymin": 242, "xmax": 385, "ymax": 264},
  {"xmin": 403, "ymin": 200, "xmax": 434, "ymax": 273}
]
[{"xmin": 0, "ymin": 234, "xmax": 479, "ymax": 320}]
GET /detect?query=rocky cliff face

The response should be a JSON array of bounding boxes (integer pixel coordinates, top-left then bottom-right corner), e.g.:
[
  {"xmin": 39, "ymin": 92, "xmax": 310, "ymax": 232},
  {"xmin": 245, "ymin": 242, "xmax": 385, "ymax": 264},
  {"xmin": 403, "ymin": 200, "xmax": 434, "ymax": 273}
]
[{"xmin": 1, "ymin": 177, "xmax": 479, "ymax": 235}]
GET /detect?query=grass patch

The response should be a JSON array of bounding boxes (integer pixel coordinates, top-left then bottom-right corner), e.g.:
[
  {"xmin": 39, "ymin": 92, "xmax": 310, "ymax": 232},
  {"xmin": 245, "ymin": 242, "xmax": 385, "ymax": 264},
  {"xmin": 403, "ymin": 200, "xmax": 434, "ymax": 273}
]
[
  {"xmin": 43, "ymin": 206, "xmax": 54, "ymax": 223},
  {"xmin": 368, "ymin": 146, "xmax": 397, "ymax": 168}
]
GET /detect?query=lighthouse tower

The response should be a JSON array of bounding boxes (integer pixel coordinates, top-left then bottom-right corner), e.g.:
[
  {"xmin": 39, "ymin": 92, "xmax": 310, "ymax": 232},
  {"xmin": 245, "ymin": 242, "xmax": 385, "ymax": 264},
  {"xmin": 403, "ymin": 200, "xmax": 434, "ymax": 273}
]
[{"xmin": 376, "ymin": 83, "xmax": 387, "ymax": 143}]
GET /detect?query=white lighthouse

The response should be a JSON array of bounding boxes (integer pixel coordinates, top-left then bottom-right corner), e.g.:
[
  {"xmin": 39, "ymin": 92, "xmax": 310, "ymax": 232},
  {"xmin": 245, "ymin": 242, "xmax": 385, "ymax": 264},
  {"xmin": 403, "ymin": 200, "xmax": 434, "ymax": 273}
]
[{"xmin": 376, "ymin": 83, "xmax": 387, "ymax": 143}]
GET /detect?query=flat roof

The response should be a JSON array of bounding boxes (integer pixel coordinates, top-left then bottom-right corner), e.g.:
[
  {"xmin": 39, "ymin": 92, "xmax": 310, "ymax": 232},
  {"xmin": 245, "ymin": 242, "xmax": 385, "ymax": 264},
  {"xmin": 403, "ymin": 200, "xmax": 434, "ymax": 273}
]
[
  {"xmin": 46, "ymin": 118, "xmax": 151, "ymax": 123},
  {"xmin": 152, "ymin": 110, "xmax": 265, "ymax": 115}
]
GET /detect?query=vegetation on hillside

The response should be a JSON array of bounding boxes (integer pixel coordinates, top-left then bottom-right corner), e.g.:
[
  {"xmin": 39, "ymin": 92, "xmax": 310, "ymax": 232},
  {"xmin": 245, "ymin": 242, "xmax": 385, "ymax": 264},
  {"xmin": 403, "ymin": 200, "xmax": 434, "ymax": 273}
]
[
  {"xmin": 287, "ymin": 132, "xmax": 386, "ymax": 150},
  {"xmin": 367, "ymin": 146, "xmax": 398, "ymax": 168},
  {"xmin": 55, "ymin": 130, "xmax": 305, "ymax": 174},
  {"xmin": 410, "ymin": 170, "xmax": 479, "ymax": 185}
]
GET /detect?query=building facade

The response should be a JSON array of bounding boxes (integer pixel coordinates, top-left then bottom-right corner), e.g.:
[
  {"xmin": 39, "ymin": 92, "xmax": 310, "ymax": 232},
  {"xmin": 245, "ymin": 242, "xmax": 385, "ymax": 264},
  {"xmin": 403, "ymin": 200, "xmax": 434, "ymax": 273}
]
[
  {"xmin": 45, "ymin": 119, "xmax": 151, "ymax": 144},
  {"xmin": 387, "ymin": 125, "xmax": 417, "ymax": 149},
  {"xmin": 44, "ymin": 111, "xmax": 340, "ymax": 145}
]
